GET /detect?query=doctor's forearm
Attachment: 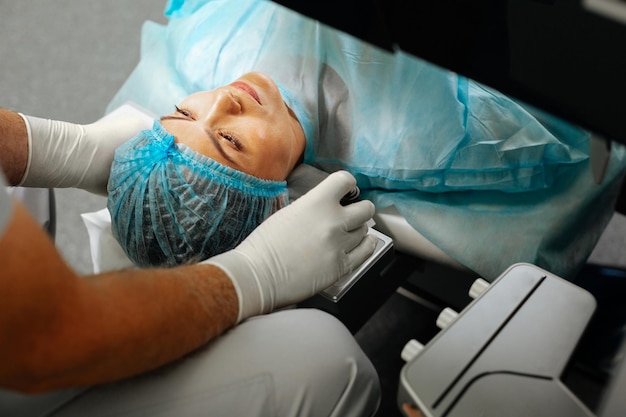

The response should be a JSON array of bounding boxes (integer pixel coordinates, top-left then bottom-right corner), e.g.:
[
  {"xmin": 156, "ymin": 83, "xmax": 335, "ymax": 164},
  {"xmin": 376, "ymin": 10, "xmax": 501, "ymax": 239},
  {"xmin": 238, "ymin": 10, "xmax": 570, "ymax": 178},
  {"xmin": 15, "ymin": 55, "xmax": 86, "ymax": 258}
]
[
  {"xmin": 6, "ymin": 265, "xmax": 239, "ymax": 394},
  {"xmin": 0, "ymin": 109, "xmax": 28, "ymax": 185},
  {"xmin": 0, "ymin": 203, "xmax": 239, "ymax": 393},
  {"xmin": 44, "ymin": 263, "xmax": 240, "ymax": 392}
]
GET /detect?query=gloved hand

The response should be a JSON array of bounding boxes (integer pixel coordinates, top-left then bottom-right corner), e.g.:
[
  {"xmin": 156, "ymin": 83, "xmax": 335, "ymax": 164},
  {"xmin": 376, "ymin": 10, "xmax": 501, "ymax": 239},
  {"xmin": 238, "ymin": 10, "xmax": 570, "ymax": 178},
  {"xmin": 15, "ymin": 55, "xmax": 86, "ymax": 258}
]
[
  {"xmin": 17, "ymin": 108, "xmax": 152, "ymax": 195},
  {"xmin": 204, "ymin": 170, "xmax": 377, "ymax": 322}
]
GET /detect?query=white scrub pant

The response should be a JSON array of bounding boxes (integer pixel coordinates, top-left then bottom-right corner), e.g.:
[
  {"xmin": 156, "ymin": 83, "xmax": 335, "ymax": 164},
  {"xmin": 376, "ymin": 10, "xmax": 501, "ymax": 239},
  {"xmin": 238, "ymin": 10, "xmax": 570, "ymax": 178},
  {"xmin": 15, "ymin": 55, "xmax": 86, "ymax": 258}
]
[{"xmin": 0, "ymin": 309, "xmax": 380, "ymax": 417}]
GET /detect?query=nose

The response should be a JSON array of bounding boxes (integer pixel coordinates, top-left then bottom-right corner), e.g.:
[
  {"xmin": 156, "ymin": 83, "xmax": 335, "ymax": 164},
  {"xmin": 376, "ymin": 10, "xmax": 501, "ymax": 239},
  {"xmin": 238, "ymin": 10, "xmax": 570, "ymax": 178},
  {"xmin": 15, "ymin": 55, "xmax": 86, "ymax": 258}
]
[{"xmin": 209, "ymin": 89, "xmax": 242, "ymax": 117}]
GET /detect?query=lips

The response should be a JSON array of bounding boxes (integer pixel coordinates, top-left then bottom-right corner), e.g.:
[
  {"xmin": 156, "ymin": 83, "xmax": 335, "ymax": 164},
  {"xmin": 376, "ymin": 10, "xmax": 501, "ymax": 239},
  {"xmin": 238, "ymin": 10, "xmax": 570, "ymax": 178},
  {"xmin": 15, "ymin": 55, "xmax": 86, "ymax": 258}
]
[{"xmin": 231, "ymin": 81, "xmax": 261, "ymax": 105}]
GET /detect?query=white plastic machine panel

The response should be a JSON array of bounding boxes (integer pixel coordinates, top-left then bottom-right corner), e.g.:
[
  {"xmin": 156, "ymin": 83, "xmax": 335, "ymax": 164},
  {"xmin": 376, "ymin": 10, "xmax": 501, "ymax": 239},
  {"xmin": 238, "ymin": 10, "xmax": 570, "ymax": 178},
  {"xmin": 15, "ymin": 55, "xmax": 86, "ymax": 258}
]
[{"xmin": 399, "ymin": 263, "xmax": 597, "ymax": 417}]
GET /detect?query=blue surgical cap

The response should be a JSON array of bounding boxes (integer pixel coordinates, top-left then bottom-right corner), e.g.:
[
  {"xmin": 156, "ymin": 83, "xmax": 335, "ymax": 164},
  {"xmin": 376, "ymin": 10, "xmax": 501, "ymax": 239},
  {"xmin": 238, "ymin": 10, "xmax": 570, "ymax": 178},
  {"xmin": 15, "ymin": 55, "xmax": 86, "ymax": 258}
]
[{"xmin": 107, "ymin": 121, "xmax": 288, "ymax": 267}]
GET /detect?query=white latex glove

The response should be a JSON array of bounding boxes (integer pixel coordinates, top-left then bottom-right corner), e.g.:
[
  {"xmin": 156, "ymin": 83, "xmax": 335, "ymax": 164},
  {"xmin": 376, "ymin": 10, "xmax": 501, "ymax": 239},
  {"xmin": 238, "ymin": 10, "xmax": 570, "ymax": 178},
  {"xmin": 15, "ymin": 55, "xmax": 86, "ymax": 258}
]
[
  {"xmin": 204, "ymin": 170, "xmax": 377, "ymax": 322},
  {"xmin": 17, "ymin": 107, "xmax": 152, "ymax": 195}
]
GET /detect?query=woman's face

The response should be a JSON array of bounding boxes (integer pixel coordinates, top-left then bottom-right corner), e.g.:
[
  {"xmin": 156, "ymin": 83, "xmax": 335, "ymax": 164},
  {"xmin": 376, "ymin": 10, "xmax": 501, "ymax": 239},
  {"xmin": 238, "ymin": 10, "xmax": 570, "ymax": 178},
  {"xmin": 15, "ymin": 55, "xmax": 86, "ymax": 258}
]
[{"xmin": 160, "ymin": 72, "xmax": 306, "ymax": 181}]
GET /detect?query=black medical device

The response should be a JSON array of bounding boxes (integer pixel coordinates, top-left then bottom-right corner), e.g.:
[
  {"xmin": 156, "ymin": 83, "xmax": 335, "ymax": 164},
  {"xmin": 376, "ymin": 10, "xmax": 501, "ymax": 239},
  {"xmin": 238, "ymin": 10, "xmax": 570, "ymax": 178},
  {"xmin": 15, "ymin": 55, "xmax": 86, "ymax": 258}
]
[
  {"xmin": 295, "ymin": 176, "xmax": 399, "ymax": 333},
  {"xmin": 300, "ymin": 226, "xmax": 396, "ymax": 333}
]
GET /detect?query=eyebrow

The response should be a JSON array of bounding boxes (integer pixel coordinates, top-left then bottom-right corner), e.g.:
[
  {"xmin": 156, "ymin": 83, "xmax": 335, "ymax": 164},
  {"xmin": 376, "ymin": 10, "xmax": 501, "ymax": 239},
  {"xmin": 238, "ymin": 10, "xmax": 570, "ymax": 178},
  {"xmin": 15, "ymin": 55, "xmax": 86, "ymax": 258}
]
[{"xmin": 159, "ymin": 115, "xmax": 237, "ymax": 166}]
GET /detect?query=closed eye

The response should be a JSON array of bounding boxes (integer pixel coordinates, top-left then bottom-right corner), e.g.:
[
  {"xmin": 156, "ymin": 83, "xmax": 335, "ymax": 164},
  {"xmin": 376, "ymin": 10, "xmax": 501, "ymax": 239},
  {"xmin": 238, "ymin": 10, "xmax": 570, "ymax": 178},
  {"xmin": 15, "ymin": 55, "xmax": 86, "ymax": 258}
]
[
  {"xmin": 175, "ymin": 105, "xmax": 193, "ymax": 118},
  {"xmin": 159, "ymin": 105, "xmax": 194, "ymax": 123},
  {"xmin": 219, "ymin": 131, "xmax": 242, "ymax": 151}
]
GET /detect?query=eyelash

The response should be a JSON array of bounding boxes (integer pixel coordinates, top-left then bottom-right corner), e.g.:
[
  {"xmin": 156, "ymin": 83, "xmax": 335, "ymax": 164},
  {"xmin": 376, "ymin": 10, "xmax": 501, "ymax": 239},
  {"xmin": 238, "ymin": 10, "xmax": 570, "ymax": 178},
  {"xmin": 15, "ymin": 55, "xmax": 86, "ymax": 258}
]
[
  {"xmin": 175, "ymin": 105, "xmax": 242, "ymax": 151},
  {"xmin": 219, "ymin": 131, "xmax": 242, "ymax": 150},
  {"xmin": 175, "ymin": 105, "xmax": 192, "ymax": 118}
]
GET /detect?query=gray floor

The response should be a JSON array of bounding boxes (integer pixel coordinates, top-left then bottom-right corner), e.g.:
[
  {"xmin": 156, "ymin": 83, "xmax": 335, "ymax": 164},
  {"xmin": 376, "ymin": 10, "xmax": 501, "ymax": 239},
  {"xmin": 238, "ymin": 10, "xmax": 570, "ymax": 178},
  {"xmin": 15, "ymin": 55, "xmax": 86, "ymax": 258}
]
[{"xmin": 1, "ymin": 0, "xmax": 624, "ymax": 274}]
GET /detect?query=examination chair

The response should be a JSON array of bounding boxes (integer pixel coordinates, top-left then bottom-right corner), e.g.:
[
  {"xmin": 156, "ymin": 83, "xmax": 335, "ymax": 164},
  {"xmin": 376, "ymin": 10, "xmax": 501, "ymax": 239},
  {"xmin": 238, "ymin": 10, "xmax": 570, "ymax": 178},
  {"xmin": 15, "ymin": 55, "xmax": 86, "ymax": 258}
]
[{"xmin": 8, "ymin": 187, "xmax": 56, "ymax": 239}]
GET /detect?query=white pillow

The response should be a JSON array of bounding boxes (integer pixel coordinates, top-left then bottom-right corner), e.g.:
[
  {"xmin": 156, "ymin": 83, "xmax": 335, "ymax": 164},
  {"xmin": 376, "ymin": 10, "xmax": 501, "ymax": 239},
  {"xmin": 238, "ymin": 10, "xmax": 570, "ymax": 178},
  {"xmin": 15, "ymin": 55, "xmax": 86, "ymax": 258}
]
[{"xmin": 81, "ymin": 208, "xmax": 134, "ymax": 273}]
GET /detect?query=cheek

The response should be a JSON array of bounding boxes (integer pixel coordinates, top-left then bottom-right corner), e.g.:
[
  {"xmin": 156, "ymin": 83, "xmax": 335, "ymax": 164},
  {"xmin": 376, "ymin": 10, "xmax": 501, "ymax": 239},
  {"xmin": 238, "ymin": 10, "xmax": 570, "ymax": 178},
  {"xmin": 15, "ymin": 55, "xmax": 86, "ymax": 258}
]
[
  {"xmin": 256, "ymin": 139, "xmax": 289, "ymax": 166},
  {"xmin": 247, "ymin": 139, "xmax": 293, "ymax": 180},
  {"xmin": 245, "ymin": 112, "xmax": 302, "ymax": 179}
]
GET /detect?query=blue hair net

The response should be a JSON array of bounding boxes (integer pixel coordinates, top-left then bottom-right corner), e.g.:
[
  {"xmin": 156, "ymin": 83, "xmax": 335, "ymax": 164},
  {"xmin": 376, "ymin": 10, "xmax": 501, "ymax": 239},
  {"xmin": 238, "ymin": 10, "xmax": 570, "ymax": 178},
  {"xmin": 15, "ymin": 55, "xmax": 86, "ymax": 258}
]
[{"xmin": 107, "ymin": 121, "xmax": 288, "ymax": 267}]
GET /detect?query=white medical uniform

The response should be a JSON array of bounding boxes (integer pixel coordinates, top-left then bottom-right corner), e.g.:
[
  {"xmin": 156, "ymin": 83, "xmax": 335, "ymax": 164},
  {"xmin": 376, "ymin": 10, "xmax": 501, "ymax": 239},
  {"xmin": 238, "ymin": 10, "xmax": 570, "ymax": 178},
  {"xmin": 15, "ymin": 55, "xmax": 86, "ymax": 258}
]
[{"xmin": 0, "ymin": 174, "xmax": 380, "ymax": 417}]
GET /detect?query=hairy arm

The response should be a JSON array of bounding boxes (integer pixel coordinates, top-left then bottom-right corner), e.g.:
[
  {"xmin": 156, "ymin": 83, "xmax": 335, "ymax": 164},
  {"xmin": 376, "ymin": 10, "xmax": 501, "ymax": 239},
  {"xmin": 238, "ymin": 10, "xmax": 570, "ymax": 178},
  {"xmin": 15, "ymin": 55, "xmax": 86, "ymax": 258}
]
[
  {"xmin": 0, "ymin": 201, "xmax": 238, "ymax": 393},
  {"xmin": 0, "ymin": 109, "xmax": 28, "ymax": 185}
]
